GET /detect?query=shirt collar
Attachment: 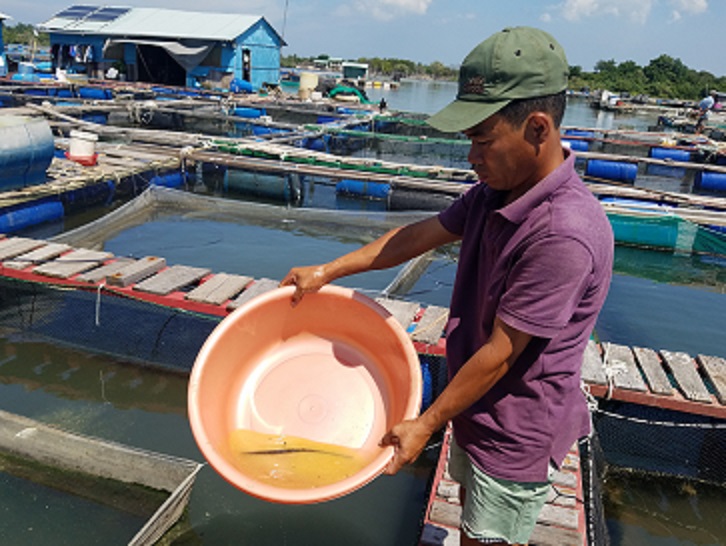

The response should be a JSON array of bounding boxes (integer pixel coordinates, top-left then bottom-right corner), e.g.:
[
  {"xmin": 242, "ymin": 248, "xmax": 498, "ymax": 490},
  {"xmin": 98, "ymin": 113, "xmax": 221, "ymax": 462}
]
[{"xmin": 496, "ymin": 149, "xmax": 576, "ymax": 224}]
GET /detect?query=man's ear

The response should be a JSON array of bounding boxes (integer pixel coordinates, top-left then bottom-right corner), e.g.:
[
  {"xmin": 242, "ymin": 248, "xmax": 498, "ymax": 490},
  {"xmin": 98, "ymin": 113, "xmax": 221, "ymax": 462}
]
[{"xmin": 526, "ymin": 113, "xmax": 552, "ymax": 143}]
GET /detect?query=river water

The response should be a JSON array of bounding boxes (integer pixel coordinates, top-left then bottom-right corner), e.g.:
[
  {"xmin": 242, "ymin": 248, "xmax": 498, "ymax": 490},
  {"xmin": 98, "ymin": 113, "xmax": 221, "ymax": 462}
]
[{"xmin": 1, "ymin": 80, "xmax": 725, "ymax": 545}]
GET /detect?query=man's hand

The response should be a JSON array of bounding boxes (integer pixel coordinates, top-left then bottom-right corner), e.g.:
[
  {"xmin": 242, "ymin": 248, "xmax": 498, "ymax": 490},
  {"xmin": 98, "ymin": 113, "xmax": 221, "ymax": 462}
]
[
  {"xmin": 279, "ymin": 264, "xmax": 328, "ymax": 305},
  {"xmin": 379, "ymin": 417, "xmax": 434, "ymax": 475}
]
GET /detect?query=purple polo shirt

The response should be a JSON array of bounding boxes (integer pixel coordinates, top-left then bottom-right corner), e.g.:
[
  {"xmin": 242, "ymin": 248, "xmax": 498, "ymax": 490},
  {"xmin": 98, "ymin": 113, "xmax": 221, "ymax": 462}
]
[{"xmin": 438, "ymin": 151, "xmax": 613, "ymax": 482}]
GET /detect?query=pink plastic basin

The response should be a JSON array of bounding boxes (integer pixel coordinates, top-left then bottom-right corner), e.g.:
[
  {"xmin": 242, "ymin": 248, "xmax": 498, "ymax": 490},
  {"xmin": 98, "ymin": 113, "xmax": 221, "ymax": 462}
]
[{"xmin": 188, "ymin": 285, "xmax": 422, "ymax": 504}]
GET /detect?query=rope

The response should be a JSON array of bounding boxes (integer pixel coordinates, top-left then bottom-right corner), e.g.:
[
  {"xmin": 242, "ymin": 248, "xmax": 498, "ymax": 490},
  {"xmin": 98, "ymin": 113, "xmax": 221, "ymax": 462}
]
[
  {"xmin": 601, "ymin": 342, "xmax": 628, "ymax": 400},
  {"xmin": 594, "ymin": 407, "xmax": 726, "ymax": 429}
]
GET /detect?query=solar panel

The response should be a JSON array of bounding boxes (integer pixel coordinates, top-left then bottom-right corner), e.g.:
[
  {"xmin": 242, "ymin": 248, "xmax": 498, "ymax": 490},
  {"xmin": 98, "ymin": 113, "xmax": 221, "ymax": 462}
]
[
  {"xmin": 54, "ymin": 5, "xmax": 96, "ymax": 19},
  {"xmin": 85, "ymin": 7, "xmax": 131, "ymax": 22}
]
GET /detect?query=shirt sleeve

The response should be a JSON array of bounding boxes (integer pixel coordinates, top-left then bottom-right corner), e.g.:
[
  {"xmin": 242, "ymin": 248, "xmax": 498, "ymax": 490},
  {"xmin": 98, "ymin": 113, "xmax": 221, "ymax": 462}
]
[
  {"xmin": 497, "ymin": 235, "xmax": 594, "ymax": 339},
  {"xmin": 437, "ymin": 184, "xmax": 481, "ymax": 236}
]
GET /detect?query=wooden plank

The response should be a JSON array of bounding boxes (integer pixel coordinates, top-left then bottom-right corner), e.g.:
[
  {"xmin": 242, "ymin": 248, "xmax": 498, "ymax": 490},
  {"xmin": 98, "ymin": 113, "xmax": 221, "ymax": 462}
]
[
  {"xmin": 604, "ymin": 343, "xmax": 648, "ymax": 392},
  {"xmin": 581, "ymin": 339, "xmax": 607, "ymax": 385},
  {"xmin": 537, "ymin": 503, "xmax": 579, "ymax": 531},
  {"xmin": 33, "ymin": 249, "xmax": 114, "ymax": 279},
  {"xmin": 698, "ymin": 355, "xmax": 726, "ymax": 405},
  {"xmin": 429, "ymin": 500, "xmax": 461, "ymax": 529},
  {"xmin": 3, "ymin": 243, "xmax": 71, "ymax": 270},
  {"xmin": 76, "ymin": 257, "xmax": 135, "ymax": 284},
  {"xmin": 375, "ymin": 297, "xmax": 420, "ymax": 330},
  {"xmin": 411, "ymin": 305, "xmax": 449, "ymax": 345},
  {"xmin": 227, "ymin": 278, "xmax": 279, "ymax": 310},
  {"xmin": 633, "ymin": 346, "xmax": 673, "ymax": 396},
  {"xmin": 660, "ymin": 350, "xmax": 712, "ymax": 403},
  {"xmin": 133, "ymin": 265, "xmax": 210, "ymax": 296},
  {"xmin": 186, "ymin": 273, "xmax": 252, "ymax": 306},
  {"xmin": 0, "ymin": 238, "xmax": 46, "ymax": 261},
  {"xmin": 106, "ymin": 256, "xmax": 167, "ymax": 287}
]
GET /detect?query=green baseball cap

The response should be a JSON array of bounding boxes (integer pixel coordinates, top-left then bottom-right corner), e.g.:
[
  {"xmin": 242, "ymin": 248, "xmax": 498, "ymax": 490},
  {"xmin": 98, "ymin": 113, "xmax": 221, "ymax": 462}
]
[{"xmin": 427, "ymin": 26, "xmax": 569, "ymax": 133}]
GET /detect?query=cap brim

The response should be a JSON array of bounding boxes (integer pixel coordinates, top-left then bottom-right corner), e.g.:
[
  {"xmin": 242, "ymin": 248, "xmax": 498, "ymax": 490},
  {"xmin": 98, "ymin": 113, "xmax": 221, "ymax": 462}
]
[{"xmin": 427, "ymin": 98, "xmax": 510, "ymax": 133}]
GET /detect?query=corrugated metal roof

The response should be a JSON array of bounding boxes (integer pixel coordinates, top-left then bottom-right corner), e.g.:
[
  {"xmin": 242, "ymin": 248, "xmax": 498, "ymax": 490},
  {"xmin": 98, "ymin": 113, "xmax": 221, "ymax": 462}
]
[{"xmin": 40, "ymin": 6, "xmax": 272, "ymax": 42}]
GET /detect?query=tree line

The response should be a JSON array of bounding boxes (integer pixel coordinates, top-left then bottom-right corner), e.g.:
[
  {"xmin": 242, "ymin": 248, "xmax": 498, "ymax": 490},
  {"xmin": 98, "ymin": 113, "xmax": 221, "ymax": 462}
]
[
  {"xmin": 3, "ymin": 23, "xmax": 50, "ymax": 46},
  {"xmin": 569, "ymin": 54, "xmax": 725, "ymax": 100}
]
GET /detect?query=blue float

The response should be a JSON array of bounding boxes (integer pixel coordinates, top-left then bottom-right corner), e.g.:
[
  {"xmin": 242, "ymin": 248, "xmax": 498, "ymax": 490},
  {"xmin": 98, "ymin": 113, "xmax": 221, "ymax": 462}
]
[
  {"xmin": 0, "ymin": 116, "xmax": 55, "ymax": 190},
  {"xmin": 233, "ymin": 107, "xmax": 266, "ymax": 118},
  {"xmin": 336, "ymin": 179, "xmax": 391, "ymax": 199},
  {"xmin": 78, "ymin": 87, "xmax": 113, "ymax": 100},
  {"xmin": 0, "ymin": 201, "xmax": 64, "ymax": 233},
  {"xmin": 151, "ymin": 172, "xmax": 186, "ymax": 188},
  {"xmin": 563, "ymin": 139, "xmax": 589, "ymax": 152},
  {"xmin": 585, "ymin": 159, "xmax": 638, "ymax": 183},
  {"xmin": 695, "ymin": 171, "xmax": 726, "ymax": 192},
  {"xmin": 230, "ymin": 78, "xmax": 253, "ymax": 94},
  {"xmin": 564, "ymin": 129, "xmax": 595, "ymax": 138},
  {"xmin": 649, "ymin": 147, "xmax": 692, "ymax": 162}
]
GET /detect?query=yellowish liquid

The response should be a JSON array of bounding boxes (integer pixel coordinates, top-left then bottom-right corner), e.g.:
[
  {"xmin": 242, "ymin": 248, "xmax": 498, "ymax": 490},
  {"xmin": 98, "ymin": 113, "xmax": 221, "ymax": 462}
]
[{"xmin": 229, "ymin": 429, "xmax": 374, "ymax": 489}]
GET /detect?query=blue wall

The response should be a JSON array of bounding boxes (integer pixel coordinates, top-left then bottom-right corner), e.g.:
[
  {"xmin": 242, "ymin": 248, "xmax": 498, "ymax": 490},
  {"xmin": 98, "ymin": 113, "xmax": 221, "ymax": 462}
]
[
  {"xmin": 0, "ymin": 20, "xmax": 6, "ymax": 77},
  {"xmin": 234, "ymin": 18, "xmax": 283, "ymax": 90}
]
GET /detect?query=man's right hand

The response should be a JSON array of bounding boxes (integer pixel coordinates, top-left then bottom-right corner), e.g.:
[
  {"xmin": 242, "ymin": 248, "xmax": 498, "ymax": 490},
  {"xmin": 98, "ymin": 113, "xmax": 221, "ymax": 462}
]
[{"xmin": 279, "ymin": 264, "xmax": 329, "ymax": 306}]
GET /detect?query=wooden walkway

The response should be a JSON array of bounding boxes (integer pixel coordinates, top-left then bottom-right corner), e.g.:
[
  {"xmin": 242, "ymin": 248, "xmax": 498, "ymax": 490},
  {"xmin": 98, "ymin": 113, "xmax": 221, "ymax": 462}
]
[
  {"xmin": 0, "ymin": 235, "xmax": 449, "ymax": 353},
  {"xmin": 419, "ymin": 427, "xmax": 587, "ymax": 546}
]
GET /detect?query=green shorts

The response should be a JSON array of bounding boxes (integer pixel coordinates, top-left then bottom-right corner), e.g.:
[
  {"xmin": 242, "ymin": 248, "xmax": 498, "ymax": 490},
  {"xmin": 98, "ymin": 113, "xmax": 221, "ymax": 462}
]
[{"xmin": 448, "ymin": 438, "xmax": 551, "ymax": 544}]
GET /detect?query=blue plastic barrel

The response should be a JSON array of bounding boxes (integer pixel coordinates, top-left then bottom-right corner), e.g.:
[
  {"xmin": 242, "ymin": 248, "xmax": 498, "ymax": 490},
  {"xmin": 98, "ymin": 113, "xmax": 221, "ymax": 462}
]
[
  {"xmin": 585, "ymin": 159, "xmax": 638, "ymax": 183},
  {"xmin": 81, "ymin": 113, "xmax": 109, "ymax": 125},
  {"xmin": 151, "ymin": 172, "xmax": 186, "ymax": 188},
  {"xmin": 563, "ymin": 139, "xmax": 589, "ymax": 152},
  {"xmin": 0, "ymin": 201, "xmax": 64, "ymax": 233},
  {"xmin": 251, "ymin": 125, "xmax": 289, "ymax": 136},
  {"xmin": 695, "ymin": 171, "xmax": 726, "ymax": 192},
  {"xmin": 224, "ymin": 169, "xmax": 297, "ymax": 201},
  {"xmin": 230, "ymin": 78, "xmax": 253, "ymax": 94},
  {"xmin": 649, "ymin": 147, "xmax": 691, "ymax": 162},
  {"xmin": 233, "ymin": 107, "xmax": 266, "ymax": 119},
  {"xmin": 78, "ymin": 87, "xmax": 113, "ymax": 100},
  {"xmin": 336, "ymin": 179, "xmax": 391, "ymax": 199},
  {"xmin": 564, "ymin": 129, "xmax": 595, "ymax": 138},
  {"xmin": 0, "ymin": 116, "xmax": 55, "ymax": 190}
]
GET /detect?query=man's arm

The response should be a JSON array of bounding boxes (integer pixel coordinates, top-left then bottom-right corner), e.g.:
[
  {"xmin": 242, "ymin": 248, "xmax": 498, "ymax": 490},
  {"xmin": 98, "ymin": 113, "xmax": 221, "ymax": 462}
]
[
  {"xmin": 280, "ymin": 216, "xmax": 459, "ymax": 304},
  {"xmin": 380, "ymin": 317, "xmax": 532, "ymax": 474}
]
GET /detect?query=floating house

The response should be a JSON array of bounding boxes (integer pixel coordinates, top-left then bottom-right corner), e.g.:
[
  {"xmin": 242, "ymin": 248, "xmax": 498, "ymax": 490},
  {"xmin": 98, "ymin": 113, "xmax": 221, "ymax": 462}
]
[{"xmin": 38, "ymin": 5, "xmax": 286, "ymax": 90}]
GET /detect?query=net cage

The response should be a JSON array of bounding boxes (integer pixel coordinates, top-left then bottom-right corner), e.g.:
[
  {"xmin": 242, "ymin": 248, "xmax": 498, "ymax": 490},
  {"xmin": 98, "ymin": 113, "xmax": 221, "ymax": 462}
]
[{"xmin": 606, "ymin": 211, "xmax": 726, "ymax": 257}]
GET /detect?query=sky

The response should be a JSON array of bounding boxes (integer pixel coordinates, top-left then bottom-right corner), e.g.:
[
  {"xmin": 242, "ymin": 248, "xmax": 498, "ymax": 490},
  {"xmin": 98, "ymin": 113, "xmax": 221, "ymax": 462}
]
[{"xmin": 2, "ymin": 0, "xmax": 725, "ymax": 76}]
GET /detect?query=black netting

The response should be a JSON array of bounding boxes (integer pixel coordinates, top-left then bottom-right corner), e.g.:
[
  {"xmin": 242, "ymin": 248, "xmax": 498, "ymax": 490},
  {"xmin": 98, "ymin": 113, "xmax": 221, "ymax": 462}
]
[{"xmin": 593, "ymin": 401, "xmax": 726, "ymax": 484}]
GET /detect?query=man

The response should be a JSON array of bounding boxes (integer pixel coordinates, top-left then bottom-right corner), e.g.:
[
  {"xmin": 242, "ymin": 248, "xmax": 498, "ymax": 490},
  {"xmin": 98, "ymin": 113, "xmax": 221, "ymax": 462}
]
[
  {"xmin": 696, "ymin": 89, "xmax": 718, "ymax": 134},
  {"xmin": 281, "ymin": 26, "xmax": 613, "ymax": 546}
]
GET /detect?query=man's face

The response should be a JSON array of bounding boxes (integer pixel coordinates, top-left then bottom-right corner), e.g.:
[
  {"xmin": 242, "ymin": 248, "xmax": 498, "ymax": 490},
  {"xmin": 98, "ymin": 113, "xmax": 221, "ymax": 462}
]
[{"xmin": 463, "ymin": 114, "xmax": 538, "ymax": 193}]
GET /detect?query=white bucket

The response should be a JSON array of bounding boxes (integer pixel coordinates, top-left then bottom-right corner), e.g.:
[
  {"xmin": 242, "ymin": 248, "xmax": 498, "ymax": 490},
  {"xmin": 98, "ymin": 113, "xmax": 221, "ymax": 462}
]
[
  {"xmin": 299, "ymin": 71, "xmax": 319, "ymax": 91},
  {"xmin": 69, "ymin": 130, "xmax": 98, "ymax": 159}
]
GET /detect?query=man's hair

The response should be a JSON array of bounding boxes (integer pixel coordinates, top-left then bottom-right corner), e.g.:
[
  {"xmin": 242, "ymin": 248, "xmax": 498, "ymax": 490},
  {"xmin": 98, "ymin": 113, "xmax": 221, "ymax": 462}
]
[{"xmin": 497, "ymin": 91, "xmax": 567, "ymax": 128}]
